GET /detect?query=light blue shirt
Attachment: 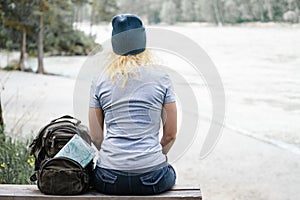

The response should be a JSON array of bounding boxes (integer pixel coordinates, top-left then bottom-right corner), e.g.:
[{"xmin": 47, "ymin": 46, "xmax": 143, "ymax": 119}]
[{"xmin": 89, "ymin": 66, "xmax": 176, "ymax": 172}]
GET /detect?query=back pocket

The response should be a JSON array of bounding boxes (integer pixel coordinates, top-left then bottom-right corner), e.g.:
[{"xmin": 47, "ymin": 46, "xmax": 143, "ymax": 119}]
[
  {"xmin": 94, "ymin": 167, "xmax": 117, "ymax": 194},
  {"xmin": 139, "ymin": 167, "xmax": 168, "ymax": 194},
  {"xmin": 97, "ymin": 168, "xmax": 117, "ymax": 184},
  {"xmin": 139, "ymin": 165, "xmax": 176, "ymax": 194},
  {"xmin": 140, "ymin": 168, "xmax": 166, "ymax": 186}
]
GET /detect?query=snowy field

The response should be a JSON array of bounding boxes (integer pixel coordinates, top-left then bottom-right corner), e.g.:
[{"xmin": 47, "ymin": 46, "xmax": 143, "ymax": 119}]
[{"xmin": 1, "ymin": 24, "xmax": 300, "ymax": 199}]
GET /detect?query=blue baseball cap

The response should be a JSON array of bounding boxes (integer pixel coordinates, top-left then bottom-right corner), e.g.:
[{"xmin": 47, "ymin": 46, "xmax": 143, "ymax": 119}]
[{"xmin": 111, "ymin": 14, "xmax": 146, "ymax": 55}]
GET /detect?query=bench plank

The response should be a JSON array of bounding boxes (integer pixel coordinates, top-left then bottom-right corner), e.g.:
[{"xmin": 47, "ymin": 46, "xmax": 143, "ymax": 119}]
[{"xmin": 0, "ymin": 184, "xmax": 201, "ymax": 200}]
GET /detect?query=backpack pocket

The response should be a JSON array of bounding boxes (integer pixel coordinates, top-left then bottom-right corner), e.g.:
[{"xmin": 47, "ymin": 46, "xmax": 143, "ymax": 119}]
[
  {"xmin": 38, "ymin": 157, "xmax": 90, "ymax": 195},
  {"xmin": 45, "ymin": 127, "xmax": 76, "ymax": 157}
]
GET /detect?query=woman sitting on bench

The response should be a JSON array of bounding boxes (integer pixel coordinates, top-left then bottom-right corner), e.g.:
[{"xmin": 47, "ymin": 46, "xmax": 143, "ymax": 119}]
[{"xmin": 89, "ymin": 14, "xmax": 177, "ymax": 195}]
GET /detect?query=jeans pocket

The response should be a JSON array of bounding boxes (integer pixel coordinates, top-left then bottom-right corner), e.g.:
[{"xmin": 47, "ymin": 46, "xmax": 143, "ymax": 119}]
[
  {"xmin": 98, "ymin": 169, "xmax": 117, "ymax": 184},
  {"xmin": 139, "ymin": 165, "xmax": 176, "ymax": 194},
  {"xmin": 139, "ymin": 167, "xmax": 167, "ymax": 194},
  {"xmin": 140, "ymin": 168, "xmax": 165, "ymax": 186},
  {"xmin": 94, "ymin": 167, "xmax": 117, "ymax": 194}
]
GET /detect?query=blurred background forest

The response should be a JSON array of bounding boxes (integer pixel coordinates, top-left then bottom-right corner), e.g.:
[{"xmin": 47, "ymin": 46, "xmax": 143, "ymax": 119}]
[{"xmin": 0, "ymin": 0, "xmax": 300, "ymax": 73}]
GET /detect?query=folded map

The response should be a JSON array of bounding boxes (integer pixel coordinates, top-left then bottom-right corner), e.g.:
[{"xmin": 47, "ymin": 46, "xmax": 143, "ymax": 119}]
[{"xmin": 54, "ymin": 134, "xmax": 96, "ymax": 168}]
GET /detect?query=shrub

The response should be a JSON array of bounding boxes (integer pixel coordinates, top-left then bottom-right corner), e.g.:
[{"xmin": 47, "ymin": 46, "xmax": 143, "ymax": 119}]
[{"xmin": 0, "ymin": 126, "xmax": 34, "ymax": 184}]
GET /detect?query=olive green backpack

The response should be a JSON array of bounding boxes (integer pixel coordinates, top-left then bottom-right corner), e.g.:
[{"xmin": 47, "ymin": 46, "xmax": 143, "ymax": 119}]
[{"xmin": 29, "ymin": 115, "xmax": 93, "ymax": 195}]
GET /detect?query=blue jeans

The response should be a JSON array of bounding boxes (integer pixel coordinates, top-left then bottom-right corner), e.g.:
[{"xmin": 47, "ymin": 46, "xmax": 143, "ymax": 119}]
[{"xmin": 92, "ymin": 164, "xmax": 176, "ymax": 195}]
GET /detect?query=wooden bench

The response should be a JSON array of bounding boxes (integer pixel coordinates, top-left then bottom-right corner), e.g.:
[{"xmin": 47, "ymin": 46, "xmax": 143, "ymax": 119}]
[{"xmin": 0, "ymin": 184, "xmax": 201, "ymax": 199}]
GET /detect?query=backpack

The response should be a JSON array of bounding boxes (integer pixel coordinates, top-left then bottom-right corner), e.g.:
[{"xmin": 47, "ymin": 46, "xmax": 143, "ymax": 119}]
[
  {"xmin": 37, "ymin": 157, "xmax": 90, "ymax": 195},
  {"xmin": 29, "ymin": 115, "xmax": 93, "ymax": 194}
]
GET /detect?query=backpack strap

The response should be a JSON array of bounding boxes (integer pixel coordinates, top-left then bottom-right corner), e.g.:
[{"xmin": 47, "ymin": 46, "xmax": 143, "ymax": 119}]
[{"xmin": 50, "ymin": 115, "xmax": 81, "ymax": 125}]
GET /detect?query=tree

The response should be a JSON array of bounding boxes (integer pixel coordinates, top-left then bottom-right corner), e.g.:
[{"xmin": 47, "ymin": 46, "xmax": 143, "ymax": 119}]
[
  {"xmin": 36, "ymin": 0, "xmax": 48, "ymax": 74},
  {"xmin": 198, "ymin": 0, "xmax": 219, "ymax": 24},
  {"xmin": 213, "ymin": 0, "xmax": 223, "ymax": 26},
  {"xmin": 118, "ymin": 0, "xmax": 162, "ymax": 24},
  {"xmin": 0, "ymin": 0, "xmax": 38, "ymax": 71},
  {"xmin": 250, "ymin": 0, "xmax": 265, "ymax": 21},
  {"xmin": 224, "ymin": 0, "xmax": 240, "ymax": 23},
  {"xmin": 94, "ymin": 0, "xmax": 118, "ymax": 23},
  {"xmin": 238, "ymin": 0, "xmax": 253, "ymax": 22},
  {"xmin": 194, "ymin": 0, "xmax": 203, "ymax": 21},
  {"xmin": 0, "ymin": 74, "xmax": 9, "ymax": 130},
  {"xmin": 72, "ymin": 0, "xmax": 88, "ymax": 29},
  {"xmin": 160, "ymin": 0, "xmax": 177, "ymax": 24},
  {"xmin": 181, "ymin": 0, "xmax": 195, "ymax": 22},
  {"xmin": 145, "ymin": 0, "xmax": 162, "ymax": 24},
  {"xmin": 1, "ymin": 0, "xmax": 96, "ymax": 68},
  {"xmin": 118, "ymin": 0, "xmax": 146, "ymax": 16},
  {"xmin": 283, "ymin": 10, "xmax": 298, "ymax": 22},
  {"xmin": 89, "ymin": 0, "xmax": 96, "ymax": 34},
  {"xmin": 264, "ymin": 0, "xmax": 275, "ymax": 21},
  {"xmin": 38, "ymin": 0, "xmax": 95, "ymax": 55}
]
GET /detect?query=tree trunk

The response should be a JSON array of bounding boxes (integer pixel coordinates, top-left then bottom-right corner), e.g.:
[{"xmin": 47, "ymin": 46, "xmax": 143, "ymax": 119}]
[
  {"xmin": 0, "ymin": 95, "xmax": 3, "ymax": 128},
  {"xmin": 37, "ymin": 2, "xmax": 45, "ymax": 74},
  {"xmin": 78, "ymin": 6, "xmax": 83, "ymax": 28},
  {"xmin": 6, "ymin": 51, "xmax": 10, "ymax": 68},
  {"xmin": 267, "ymin": 7, "xmax": 273, "ymax": 21},
  {"xmin": 74, "ymin": 5, "xmax": 79, "ymax": 29},
  {"xmin": 257, "ymin": 0, "xmax": 265, "ymax": 21},
  {"xmin": 295, "ymin": 1, "xmax": 300, "ymax": 23},
  {"xmin": 90, "ymin": 0, "xmax": 96, "ymax": 36},
  {"xmin": 16, "ymin": 27, "xmax": 26, "ymax": 71},
  {"xmin": 213, "ymin": 0, "xmax": 223, "ymax": 26}
]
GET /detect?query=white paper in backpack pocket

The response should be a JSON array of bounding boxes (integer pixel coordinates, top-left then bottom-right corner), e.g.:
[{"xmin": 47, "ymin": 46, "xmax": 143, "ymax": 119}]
[{"xmin": 55, "ymin": 134, "xmax": 96, "ymax": 168}]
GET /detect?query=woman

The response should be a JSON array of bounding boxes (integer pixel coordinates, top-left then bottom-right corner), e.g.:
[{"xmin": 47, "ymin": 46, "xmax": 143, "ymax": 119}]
[{"xmin": 89, "ymin": 14, "xmax": 177, "ymax": 195}]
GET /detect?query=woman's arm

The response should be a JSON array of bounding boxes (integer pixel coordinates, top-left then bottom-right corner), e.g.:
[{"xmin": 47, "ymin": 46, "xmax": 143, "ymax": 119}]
[
  {"xmin": 88, "ymin": 107, "xmax": 104, "ymax": 150},
  {"xmin": 160, "ymin": 102, "xmax": 177, "ymax": 154}
]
